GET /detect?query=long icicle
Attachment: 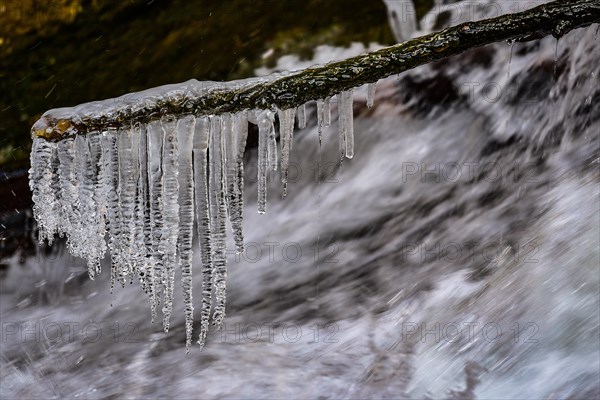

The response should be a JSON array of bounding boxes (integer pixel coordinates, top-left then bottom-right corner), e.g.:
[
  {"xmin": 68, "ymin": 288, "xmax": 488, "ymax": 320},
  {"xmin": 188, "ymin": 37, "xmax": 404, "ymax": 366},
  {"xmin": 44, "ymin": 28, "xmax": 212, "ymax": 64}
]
[
  {"xmin": 177, "ymin": 115, "xmax": 196, "ymax": 352},
  {"xmin": 279, "ymin": 107, "xmax": 296, "ymax": 198},
  {"xmin": 337, "ymin": 93, "xmax": 346, "ymax": 166},
  {"xmin": 317, "ymin": 100, "xmax": 324, "ymax": 146},
  {"xmin": 146, "ymin": 121, "xmax": 164, "ymax": 321},
  {"xmin": 257, "ymin": 110, "xmax": 272, "ymax": 214},
  {"xmin": 28, "ymin": 138, "xmax": 59, "ymax": 245},
  {"xmin": 208, "ymin": 115, "xmax": 228, "ymax": 330},
  {"xmin": 160, "ymin": 116, "xmax": 180, "ymax": 333},
  {"xmin": 343, "ymin": 90, "xmax": 355, "ymax": 159},
  {"xmin": 88, "ymin": 132, "xmax": 107, "ymax": 279},
  {"xmin": 324, "ymin": 97, "xmax": 331, "ymax": 127},
  {"xmin": 230, "ymin": 112, "xmax": 248, "ymax": 254},
  {"xmin": 75, "ymin": 135, "xmax": 97, "ymax": 277},
  {"xmin": 194, "ymin": 117, "xmax": 213, "ymax": 348},
  {"xmin": 117, "ymin": 127, "xmax": 138, "ymax": 284},
  {"xmin": 134, "ymin": 124, "xmax": 152, "ymax": 294},
  {"xmin": 57, "ymin": 137, "xmax": 83, "ymax": 259},
  {"xmin": 222, "ymin": 112, "xmax": 237, "ymax": 214},
  {"xmin": 267, "ymin": 114, "xmax": 278, "ymax": 171},
  {"xmin": 129, "ymin": 127, "xmax": 141, "ymax": 280},
  {"xmin": 100, "ymin": 131, "xmax": 123, "ymax": 292}
]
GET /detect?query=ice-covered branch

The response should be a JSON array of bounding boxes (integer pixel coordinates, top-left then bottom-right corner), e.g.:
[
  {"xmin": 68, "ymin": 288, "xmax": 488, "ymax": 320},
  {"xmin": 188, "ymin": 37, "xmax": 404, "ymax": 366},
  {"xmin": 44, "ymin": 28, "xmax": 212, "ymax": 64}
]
[{"xmin": 32, "ymin": 0, "xmax": 599, "ymax": 141}]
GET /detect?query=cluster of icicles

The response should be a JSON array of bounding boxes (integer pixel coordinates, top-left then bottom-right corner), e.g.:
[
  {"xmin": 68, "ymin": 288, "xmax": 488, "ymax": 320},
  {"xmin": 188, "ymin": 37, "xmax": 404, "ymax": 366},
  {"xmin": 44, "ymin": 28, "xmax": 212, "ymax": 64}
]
[{"xmin": 28, "ymin": 83, "xmax": 376, "ymax": 350}]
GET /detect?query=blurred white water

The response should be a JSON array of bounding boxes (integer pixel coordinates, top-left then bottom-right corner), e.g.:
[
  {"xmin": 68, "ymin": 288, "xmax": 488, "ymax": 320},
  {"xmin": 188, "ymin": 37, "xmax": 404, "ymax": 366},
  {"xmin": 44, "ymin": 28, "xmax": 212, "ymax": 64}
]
[{"xmin": 2, "ymin": 21, "xmax": 600, "ymax": 400}]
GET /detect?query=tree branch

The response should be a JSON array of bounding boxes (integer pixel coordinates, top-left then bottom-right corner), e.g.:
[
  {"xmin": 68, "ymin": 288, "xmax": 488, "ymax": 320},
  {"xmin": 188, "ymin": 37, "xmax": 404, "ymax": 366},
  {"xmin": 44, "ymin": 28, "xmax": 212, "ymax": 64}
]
[{"xmin": 33, "ymin": 0, "xmax": 600, "ymax": 140}]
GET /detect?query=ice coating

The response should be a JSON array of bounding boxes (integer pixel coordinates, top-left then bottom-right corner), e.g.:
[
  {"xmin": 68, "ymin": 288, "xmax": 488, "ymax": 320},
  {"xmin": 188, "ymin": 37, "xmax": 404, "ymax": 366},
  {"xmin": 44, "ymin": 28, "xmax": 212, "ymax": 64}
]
[{"xmin": 30, "ymin": 74, "xmax": 295, "ymax": 140}]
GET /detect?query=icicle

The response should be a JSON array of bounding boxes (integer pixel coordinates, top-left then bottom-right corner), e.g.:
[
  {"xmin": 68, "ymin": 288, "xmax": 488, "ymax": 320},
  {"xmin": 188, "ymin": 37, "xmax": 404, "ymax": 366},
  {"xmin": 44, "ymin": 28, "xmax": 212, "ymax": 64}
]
[
  {"xmin": 324, "ymin": 97, "xmax": 331, "ymax": 127},
  {"xmin": 160, "ymin": 116, "xmax": 180, "ymax": 333},
  {"xmin": 343, "ymin": 90, "xmax": 355, "ymax": 159},
  {"xmin": 267, "ymin": 116, "xmax": 278, "ymax": 171},
  {"xmin": 223, "ymin": 113, "xmax": 237, "ymax": 216},
  {"xmin": 58, "ymin": 137, "xmax": 86, "ymax": 261},
  {"xmin": 229, "ymin": 112, "xmax": 248, "ymax": 254},
  {"xmin": 335, "ymin": 90, "xmax": 355, "ymax": 160},
  {"xmin": 288, "ymin": 108, "xmax": 297, "ymax": 153},
  {"xmin": 208, "ymin": 115, "xmax": 222, "ymax": 223},
  {"xmin": 133, "ymin": 123, "xmax": 152, "ymax": 294},
  {"xmin": 366, "ymin": 82, "xmax": 376, "ymax": 109},
  {"xmin": 146, "ymin": 121, "xmax": 164, "ymax": 319},
  {"xmin": 257, "ymin": 110, "xmax": 272, "ymax": 214},
  {"xmin": 208, "ymin": 115, "xmax": 228, "ymax": 329},
  {"xmin": 56, "ymin": 137, "xmax": 76, "ymax": 241},
  {"xmin": 75, "ymin": 135, "xmax": 101, "ymax": 278},
  {"xmin": 176, "ymin": 115, "xmax": 195, "ymax": 352},
  {"xmin": 49, "ymin": 146, "xmax": 63, "ymax": 239},
  {"xmin": 298, "ymin": 103, "xmax": 307, "ymax": 129},
  {"xmin": 73, "ymin": 137, "xmax": 86, "ymax": 256},
  {"xmin": 336, "ymin": 94, "xmax": 346, "ymax": 165},
  {"xmin": 117, "ymin": 127, "xmax": 139, "ymax": 284},
  {"xmin": 29, "ymin": 138, "xmax": 59, "ymax": 245},
  {"xmin": 223, "ymin": 111, "xmax": 246, "ymax": 253},
  {"xmin": 100, "ymin": 130, "xmax": 121, "ymax": 291},
  {"xmin": 74, "ymin": 134, "xmax": 107, "ymax": 275},
  {"xmin": 128, "ymin": 127, "xmax": 142, "ymax": 279},
  {"xmin": 317, "ymin": 99, "xmax": 325, "ymax": 146},
  {"xmin": 88, "ymin": 132, "xmax": 107, "ymax": 279},
  {"xmin": 194, "ymin": 117, "xmax": 213, "ymax": 348},
  {"xmin": 278, "ymin": 108, "xmax": 296, "ymax": 198},
  {"xmin": 507, "ymin": 40, "xmax": 515, "ymax": 80}
]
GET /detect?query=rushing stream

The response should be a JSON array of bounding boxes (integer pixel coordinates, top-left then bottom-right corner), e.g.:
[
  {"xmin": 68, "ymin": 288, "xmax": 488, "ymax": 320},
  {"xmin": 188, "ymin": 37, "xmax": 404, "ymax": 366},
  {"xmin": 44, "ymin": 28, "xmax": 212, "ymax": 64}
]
[{"xmin": 2, "ymin": 13, "xmax": 599, "ymax": 400}]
